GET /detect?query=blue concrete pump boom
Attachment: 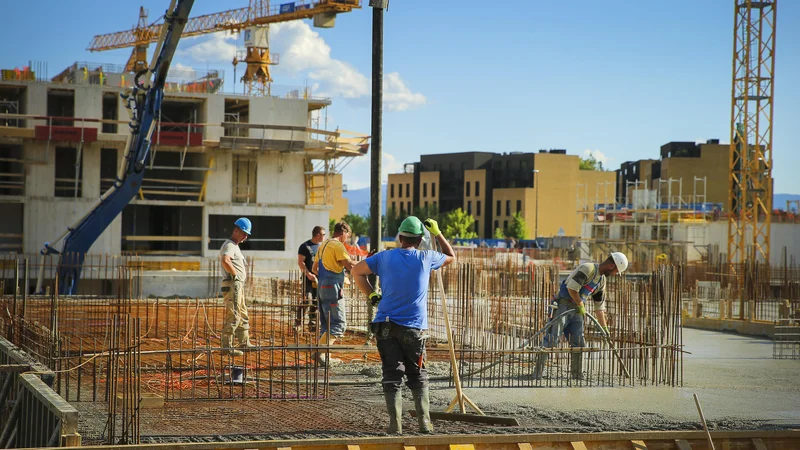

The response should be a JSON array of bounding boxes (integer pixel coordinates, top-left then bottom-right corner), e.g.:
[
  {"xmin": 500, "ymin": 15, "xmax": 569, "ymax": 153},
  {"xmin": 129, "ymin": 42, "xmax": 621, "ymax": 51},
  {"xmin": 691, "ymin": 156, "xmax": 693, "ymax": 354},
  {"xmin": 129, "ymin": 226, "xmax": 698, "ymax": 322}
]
[{"xmin": 37, "ymin": 0, "xmax": 195, "ymax": 295}]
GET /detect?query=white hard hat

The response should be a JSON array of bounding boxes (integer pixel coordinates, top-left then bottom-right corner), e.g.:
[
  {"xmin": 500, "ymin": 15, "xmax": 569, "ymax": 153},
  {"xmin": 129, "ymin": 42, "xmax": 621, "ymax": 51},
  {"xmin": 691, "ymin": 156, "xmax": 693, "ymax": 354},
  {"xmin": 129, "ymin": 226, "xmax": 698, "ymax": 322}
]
[{"xmin": 611, "ymin": 252, "xmax": 629, "ymax": 273}]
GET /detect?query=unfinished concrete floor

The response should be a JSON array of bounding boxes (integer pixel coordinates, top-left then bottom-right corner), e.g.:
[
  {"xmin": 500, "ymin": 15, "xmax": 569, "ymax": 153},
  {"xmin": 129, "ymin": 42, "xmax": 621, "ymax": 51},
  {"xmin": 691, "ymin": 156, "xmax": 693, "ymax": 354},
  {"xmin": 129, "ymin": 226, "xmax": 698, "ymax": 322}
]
[{"xmin": 75, "ymin": 328, "xmax": 799, "ymax": 444}]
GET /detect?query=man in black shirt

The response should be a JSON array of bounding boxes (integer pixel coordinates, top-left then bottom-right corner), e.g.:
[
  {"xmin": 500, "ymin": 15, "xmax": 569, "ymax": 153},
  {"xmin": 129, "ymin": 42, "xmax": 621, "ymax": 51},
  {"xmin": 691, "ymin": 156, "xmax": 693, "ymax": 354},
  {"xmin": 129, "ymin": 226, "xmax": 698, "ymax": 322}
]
[{"xmin": 296, "ymin": 225, "xmax": 326, "ymax": 332}]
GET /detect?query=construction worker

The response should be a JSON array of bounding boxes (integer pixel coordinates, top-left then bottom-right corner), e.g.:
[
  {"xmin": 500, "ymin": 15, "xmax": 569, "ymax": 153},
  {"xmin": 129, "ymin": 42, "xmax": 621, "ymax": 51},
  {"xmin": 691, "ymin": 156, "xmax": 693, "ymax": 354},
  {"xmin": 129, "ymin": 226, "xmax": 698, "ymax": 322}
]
[
  {"xmin": 533, "ymin": 252, "xmax": 628, "ymax": 381},
  {"xmin": 219, "ymin": 217, "xmax": 252, "ymax": 356},
  {"xmin": 312, "ymin": 221, "xmax": 355, "ymax": 365},
  {"xmin": 352, "ymin": 217, "xmax": 456, "ymax": 435},
  {"xmin": 296, "ymin": 225, "xmax": 326, "ymax": 332}
]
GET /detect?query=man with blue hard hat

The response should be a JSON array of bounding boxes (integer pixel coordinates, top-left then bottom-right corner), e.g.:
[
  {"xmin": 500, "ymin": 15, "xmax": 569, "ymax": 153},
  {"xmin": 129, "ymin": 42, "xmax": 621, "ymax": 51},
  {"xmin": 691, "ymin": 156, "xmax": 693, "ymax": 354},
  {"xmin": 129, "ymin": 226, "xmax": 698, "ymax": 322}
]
[
  {"xmin": 352, "ymin": 216, "xmax": 456, "ymax": 434},
  {"xmin": 219, "ymin": 217, "xmax": 252, "ymax": 356}
]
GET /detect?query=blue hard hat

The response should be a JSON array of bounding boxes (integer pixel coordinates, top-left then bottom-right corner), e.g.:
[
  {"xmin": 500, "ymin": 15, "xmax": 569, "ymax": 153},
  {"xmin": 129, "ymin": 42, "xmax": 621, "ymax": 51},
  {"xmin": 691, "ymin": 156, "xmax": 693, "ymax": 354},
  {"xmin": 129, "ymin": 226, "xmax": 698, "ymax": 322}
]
[{"xmin": 234, "ymin": 217, "xmax": 252, "ymax": 235}]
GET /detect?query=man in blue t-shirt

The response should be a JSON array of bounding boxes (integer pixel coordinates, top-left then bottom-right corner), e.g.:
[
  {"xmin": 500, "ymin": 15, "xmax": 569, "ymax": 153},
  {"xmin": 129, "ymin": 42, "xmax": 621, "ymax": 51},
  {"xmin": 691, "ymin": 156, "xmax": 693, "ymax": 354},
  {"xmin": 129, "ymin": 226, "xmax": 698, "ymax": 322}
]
[{"xmin": 352, "ymin": 216, "xmax": 455, "ymax": 435}]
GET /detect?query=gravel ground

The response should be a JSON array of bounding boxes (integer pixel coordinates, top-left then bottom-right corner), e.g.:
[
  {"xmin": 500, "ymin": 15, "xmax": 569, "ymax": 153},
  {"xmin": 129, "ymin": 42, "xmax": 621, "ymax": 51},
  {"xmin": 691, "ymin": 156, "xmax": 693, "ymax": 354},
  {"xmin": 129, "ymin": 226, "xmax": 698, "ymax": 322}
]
[{"xmin": 76, "ymin": 328, "xmax": 800, "ymax": 444}]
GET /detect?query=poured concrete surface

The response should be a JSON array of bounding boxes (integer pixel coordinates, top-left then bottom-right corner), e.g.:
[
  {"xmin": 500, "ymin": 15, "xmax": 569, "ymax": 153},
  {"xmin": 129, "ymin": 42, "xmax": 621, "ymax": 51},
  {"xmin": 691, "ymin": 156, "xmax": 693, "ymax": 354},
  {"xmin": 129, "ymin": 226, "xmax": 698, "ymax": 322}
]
[{"xmin": 433, "ymin": 328, "xmax": 800, "ymax": 425}]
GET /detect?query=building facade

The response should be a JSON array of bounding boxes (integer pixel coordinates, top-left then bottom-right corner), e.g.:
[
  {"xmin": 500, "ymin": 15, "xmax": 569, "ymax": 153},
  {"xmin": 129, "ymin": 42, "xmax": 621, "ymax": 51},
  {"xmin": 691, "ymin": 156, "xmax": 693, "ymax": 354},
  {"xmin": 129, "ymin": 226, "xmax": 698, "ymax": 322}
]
[
  {"xmin": 0, "ymin": 64, "xmax": 366, "ymax": 271},
  {"xmin": 388, "ymin": 150, "xmax": 616, "ymax": 239}
]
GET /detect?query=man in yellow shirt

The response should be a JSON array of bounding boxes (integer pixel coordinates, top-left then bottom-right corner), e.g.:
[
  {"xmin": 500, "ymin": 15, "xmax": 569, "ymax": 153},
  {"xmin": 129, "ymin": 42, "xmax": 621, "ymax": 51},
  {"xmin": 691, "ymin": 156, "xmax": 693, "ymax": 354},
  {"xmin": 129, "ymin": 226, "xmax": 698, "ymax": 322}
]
[{"xmin": 312, "ymin": 221, "xmax": 355, "ymax": 364}]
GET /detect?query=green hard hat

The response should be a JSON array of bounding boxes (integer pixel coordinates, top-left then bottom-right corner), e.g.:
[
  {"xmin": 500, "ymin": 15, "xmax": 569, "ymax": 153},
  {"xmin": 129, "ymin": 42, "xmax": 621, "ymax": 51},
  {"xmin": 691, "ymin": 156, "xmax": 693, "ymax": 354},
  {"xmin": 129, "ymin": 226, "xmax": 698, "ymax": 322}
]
[{"xmin": 398, "ymin": 216, "xmax": 424, "ymax": 236}]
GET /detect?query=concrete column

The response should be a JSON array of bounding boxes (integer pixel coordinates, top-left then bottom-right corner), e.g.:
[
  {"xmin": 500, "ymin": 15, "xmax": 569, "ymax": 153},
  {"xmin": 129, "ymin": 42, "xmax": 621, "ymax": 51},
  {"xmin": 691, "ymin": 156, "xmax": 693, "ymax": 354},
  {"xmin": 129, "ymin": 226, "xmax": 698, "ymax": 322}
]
[
  {"xmin": 82, "ymin": 143, "xmax": 100, "ymax": 199},
  {"xmin": 74, "ymin": 86, "xmax": 102, "ymax": 131},
  {"xmin": 205, "ymin": 150, "xmax": 232, "ymax": 202},
  {"xmin": 25, "ymin": 84, "xmax": 47, "ymax": 129},
  {"xmin": 204, "ymin": 95, "xmax": 224, "ymax": 141},
  {"xmin": 24, "ymin": 142, "xmax": 55, "ymax": 196}
]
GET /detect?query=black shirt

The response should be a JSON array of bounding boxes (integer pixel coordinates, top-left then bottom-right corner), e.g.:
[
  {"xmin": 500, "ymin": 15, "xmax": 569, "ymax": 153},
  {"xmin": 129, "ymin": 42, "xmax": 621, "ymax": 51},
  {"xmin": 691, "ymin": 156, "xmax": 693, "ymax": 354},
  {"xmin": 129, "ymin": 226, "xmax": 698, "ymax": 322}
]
[{"xmin": 298, "ymin": 239, "xmax": 320, "ymax": 272}]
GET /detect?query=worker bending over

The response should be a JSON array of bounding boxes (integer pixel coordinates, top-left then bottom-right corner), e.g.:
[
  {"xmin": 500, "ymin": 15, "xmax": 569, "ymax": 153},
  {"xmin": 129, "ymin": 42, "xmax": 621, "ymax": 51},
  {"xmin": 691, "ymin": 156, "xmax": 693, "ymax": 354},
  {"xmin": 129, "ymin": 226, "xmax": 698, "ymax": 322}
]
[
  {"xmin": 533, "ymin": 252, "xmax": 628, "ymax": 380},
  {"xmin": 352, "ymin": 217, "xmax": 456, "ymax": 434},
  {"xmin": 312, "ymin": 221, "xmax": 355, "ymax": 365},
  {"xmin": 219, "ymin": 218, "xmax": 253, "ymax": 356}
]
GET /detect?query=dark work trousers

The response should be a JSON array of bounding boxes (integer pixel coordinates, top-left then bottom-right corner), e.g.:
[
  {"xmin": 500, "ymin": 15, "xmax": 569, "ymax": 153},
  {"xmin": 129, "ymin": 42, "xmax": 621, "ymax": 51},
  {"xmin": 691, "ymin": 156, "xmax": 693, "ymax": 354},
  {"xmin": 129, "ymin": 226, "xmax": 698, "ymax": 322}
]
[
  {"xmin": 374, "ymin": 321, "xmax": 428, "ymax": 393},
  {"xmin": 295, "ymin": 279, "xmax": 318, "ymax": 325}
]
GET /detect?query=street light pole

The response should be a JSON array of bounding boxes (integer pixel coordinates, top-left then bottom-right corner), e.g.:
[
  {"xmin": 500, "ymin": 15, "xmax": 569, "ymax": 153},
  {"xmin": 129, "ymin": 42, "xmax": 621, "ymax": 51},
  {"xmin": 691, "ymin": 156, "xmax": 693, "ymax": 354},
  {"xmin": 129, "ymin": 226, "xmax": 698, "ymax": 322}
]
[{"xmin": 533, "ymin": 169, "xmax": 540, "ymax": 239}]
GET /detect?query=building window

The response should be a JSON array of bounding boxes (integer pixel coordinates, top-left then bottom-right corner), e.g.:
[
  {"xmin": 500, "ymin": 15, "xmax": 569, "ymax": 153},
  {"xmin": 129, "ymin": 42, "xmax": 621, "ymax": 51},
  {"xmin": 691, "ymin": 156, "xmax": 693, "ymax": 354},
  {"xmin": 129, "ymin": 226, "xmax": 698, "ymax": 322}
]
[
  {"xmin": 466, "ymin": 181, "xmax": 471, "ymax": 197},
  {"xmin": 433, "ymin": 201, "xmax": 437, "ymax": 209},
  {"xmin": 516, "ymin": 200, "xmax": 521, "ymax": 213},
  {"xmin": 400, "ymin": 202, "xmax": 404, "ymax": 213},
  {"xmin": 431, "ymin": 183, "xmax": 436, "ymax": 197},
  {"xmin": 424, "ymin": 201, "xmax": 428, "ymax": 208},
  {"xmin": 406, "ymin": 183, "xmax": 410, "ymax": 197},
  {"xmin": 390, "ymin": 184, "xmax": 395, "ymax": 198},
  {"xmin": 506, "ymin": 200, "xmax": 510, "ymax": 216},
  {"xmin": 592, "ymin": 225, "xmax": 610, "ymax": 241},
  {"xmin": 399, "ymin": 183, "xmax": 403, "ymax": 197},
  {"xmin": 55, "ymin": 147, "xmax": 83, "ymax": 198},
  {"xmin": 407, "ymin": 202, "xmax": 411, "ymax": 213},
  {"xmin": 475, "ymin": 220, "xmax": 480, "ymax": 233},
  {"xmin": 477, "ymin": 200, "xmax": 481, "ymax": 216},
  {"xmin": 423, "ymin": 183, "xmax": 427, "ymax": 197},
  {"xmin": 467, "ymin": 201, "xmax": 472, "ymax": 215},
  {"xmin": 503, "ymin": 220, "xmax": 508, "ymax": 230},
  {"xmin": 209, "ymin": 214, "xmax": 285, "ymax": 251},
  {"xmin": 475, "ymin": 181, "xmax": 480, "ymax": 197},
  {"xmin": 494, "ymin": 220, "xmax": 499, "ymax": 231},
  {"xmin": 496, "ymin": 200, "xmax": 501, "ymax": 216},
  {"xmin": 392, "ymin": 202, "xmax": 396, "ymax": 213}
]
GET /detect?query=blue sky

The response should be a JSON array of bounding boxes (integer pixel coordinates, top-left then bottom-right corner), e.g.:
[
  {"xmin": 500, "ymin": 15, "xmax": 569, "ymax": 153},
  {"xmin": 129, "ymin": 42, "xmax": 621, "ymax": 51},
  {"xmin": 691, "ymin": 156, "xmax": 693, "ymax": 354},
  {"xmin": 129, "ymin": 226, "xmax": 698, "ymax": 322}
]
[{"xmin": 3, "ymin": 0, "xmax": 799, "ymax": 193}]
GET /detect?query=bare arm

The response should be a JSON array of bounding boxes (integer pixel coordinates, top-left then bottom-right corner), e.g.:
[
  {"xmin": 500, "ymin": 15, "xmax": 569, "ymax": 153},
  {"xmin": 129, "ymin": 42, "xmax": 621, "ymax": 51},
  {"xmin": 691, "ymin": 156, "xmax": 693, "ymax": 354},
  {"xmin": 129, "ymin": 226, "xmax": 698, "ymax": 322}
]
[
  {"xmin": 594, "ymin": 310, "xmax": 608, "ymax": 328},
  {"xmin": 297, "ymin": 255, "xmax": 317, "ymax": 282},
  {"xmin": 341, "ymin": 257, "xmax": 356, "ymax": 272},
  {"xmin": 567, "ymin": 288, "xmax": 584, "ymax": 309},
  {"xmin": 352, "ymin": 260, "xmax": 375, "ymax": 297},
  {"xmin": 435, "ymin": 234, "xmax": 457, "ymax": 267}
]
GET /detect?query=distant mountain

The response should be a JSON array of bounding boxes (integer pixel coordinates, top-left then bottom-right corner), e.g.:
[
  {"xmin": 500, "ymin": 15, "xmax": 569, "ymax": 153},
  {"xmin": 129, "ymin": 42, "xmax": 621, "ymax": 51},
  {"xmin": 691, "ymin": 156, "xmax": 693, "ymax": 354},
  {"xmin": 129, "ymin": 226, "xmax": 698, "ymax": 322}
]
[
  {"xmin": 775, "ymin": 193, "xmax": 800, "ymax": 211},
  {"xmin": 344, "ymin": 185, "xmax": 387, "ymax": 217}
]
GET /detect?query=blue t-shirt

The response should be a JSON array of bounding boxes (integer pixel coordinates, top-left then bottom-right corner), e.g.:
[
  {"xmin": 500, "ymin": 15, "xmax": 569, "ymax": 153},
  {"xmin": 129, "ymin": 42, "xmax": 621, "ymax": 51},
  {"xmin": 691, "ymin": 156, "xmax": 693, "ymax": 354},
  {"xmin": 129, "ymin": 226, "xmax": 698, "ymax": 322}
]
[{"xmin": 366, "ymin": 248, "xmax": 447, "ymax": 329}]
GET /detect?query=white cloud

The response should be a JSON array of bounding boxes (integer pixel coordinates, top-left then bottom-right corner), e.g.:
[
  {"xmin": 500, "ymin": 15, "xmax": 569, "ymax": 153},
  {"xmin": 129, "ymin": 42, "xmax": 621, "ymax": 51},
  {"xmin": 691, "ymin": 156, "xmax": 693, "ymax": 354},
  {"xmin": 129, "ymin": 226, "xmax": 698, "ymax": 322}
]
[
  {"xmin": 342, "ymin": 151, "xmax": 406, "ymax": 190},
  {"xmin": 177, "ymin": 33, "xmax": 237, "ymax": 64},
  {"xmin": 583, "ymin": 149, "xmax": 612, "ymax": 167},
  {"xmin": 177, "ymin": 22, "xmax": 426, "ymax": 111}
]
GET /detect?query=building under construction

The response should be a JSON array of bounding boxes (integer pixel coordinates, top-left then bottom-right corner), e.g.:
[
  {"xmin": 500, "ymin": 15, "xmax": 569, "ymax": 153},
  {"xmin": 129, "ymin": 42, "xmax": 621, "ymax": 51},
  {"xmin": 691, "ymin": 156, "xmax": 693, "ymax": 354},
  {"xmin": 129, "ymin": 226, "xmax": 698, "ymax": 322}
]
[{"xmin": 0, "ymin": 62, "xmax": 365, "ymax": 292}]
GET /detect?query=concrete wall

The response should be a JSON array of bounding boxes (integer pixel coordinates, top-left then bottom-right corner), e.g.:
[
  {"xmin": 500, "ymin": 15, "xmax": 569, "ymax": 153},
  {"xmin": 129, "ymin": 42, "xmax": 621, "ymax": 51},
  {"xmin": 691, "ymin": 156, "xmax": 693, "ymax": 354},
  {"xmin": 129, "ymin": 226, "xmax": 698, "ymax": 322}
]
[
  {"xmin": 25, "ymin": 84, "xmax": 47, "ymax": 117},
  {"xmin": 533, "ymin": 153, "xmax": 580, "ymax": 236},
  {"xmin": 205, "ymin": 150, "xmax": 233, "ymax": 202},
  {"xmin": 74, "ymin": 86, "xmax": 102, "ymax": 130},
  {"xmin": 248, "ymin": 97, "xmax": 308, "ymax": 140},
  {"xmin": 23, "ymin": 198, "xmax": 121, "ymax": 254},
  {"xmin": 388, "ymin": 173, "xmax": 414, "ymax": 215},
  {"xmin": 203, "ymin": 94, "xmax": 225, "ymax": 141},
  {"xmin": 491, "ymin": 188, "xmax": 533, "ymax": 238},
  {"xmin": 463, "ymin": 169, "xmax": 486, "ymax": 237},
  {"xmin": 657, "ymin": 143, "xmax": 730, "ymax": 204},
  {"xmin": 256, "ymin": 152, "xmax": 305, "ymax": 205},
  {"xmin": 419, "ymin": 171, "xmax": 439, "ymax": 209}
]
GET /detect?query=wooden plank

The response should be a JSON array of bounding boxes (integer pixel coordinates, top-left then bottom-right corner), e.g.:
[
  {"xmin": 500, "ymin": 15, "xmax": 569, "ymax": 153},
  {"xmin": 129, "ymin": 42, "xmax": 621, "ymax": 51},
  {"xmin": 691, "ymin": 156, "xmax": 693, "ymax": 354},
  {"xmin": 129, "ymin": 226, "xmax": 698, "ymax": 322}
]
[
  {"xmin": 346, "ymin": 446, "xmax": 360, "ymax": 450},
  {"xmin": 516, "ymin": 444, "xmax": 533, "ymax": 450},
  {"xmin": 144, "ymin": 177, "xmax": 205, "ymax": 185},
  {"xmin": 630, "ymin": 440, "xmax": 647, "ymax": 449},
  {"xmin": 449, "ymin": 445, "xmax": 474, "ymax": 450},
  {"xmin": 409, "ymin": 410, "xmax": 518, "ymax": 426},
  {"xmin": 403, "ymin": 446, "xmax": 417, "ymax": 450},
  {"xmin": 570, "ymin": 442, "xmax": 588, "ymax": 450},
  {"xmin": 752, "ymin": 438, "xmax": 768, "ymax": 450},
  {"xmin": 140, "ymin": 189, "xmax": 200, "ymax": 196},
  {"xmin": 674, "ymin": 439, "xmax": 692, "ymax": 450}
]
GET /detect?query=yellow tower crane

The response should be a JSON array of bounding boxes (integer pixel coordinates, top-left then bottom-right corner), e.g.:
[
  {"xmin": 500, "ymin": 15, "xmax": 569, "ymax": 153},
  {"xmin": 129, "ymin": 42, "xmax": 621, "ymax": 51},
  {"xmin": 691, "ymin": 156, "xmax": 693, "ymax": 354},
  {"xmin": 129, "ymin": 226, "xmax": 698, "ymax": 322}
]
[
  {"xmin": 87, "ymin": 0, "xmax": 361, "ymax": 95},
  {"xmin": 727, "ymin": 0, "xmax": 777, "ymax": 266}
]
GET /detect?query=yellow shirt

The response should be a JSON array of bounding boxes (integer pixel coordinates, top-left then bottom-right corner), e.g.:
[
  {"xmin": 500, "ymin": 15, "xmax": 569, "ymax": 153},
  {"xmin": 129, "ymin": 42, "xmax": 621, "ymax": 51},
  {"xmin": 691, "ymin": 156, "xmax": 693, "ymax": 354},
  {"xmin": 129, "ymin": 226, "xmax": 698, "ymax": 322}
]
[{"xmin": 314, "ymin": 239, "xmax": 351, "ymax": 274}]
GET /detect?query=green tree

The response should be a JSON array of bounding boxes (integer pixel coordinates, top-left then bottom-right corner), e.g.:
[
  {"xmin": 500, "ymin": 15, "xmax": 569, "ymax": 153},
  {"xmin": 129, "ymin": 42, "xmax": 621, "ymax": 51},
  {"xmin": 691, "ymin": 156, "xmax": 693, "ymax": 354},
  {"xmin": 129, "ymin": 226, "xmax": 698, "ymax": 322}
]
[
  {"xmin": 442, "ymin": 208, "xmax": 477, "ymax": 239},
  {"xmin": 329, "ymin": 218, "xmax": 336, "ymax": 234},
  {"xmin": 506, "ymin": 212, "xmax": 529, "ymax": 240},
  {"xmin": 493, "ymin": 227, "xmax": 506, "ymax": 239},
  {"xmin": 579, "ymin": 153, "xmax": 605, "ymax": 171},
  {"xmin": 342, "ymin": 213, "xmax": 369, "ymax": 237}
]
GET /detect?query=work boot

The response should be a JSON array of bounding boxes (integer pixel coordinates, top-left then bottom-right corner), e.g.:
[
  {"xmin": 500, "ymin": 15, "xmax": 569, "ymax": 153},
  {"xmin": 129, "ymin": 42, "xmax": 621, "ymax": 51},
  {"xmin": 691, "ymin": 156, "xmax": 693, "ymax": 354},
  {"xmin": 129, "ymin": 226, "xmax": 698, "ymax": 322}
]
[
  {"xmin": 411, "ymin": 387, "xmax": 433, "ymax": 434},
  {"xmin": 532, "ymin": 352, "xmax": 549, "ymax": 380},
  {"xmin": 236, "ymin": 329, "xmax": 254, "ymax": 349},
  {"xmin": 383, "ymin": 390, "xmax": 403, "ymax": 434},
  {"xmin": 570, "ymin": 352, "xmax": 584, "ymax": 381},
  {"xmin": 221, "ymin": 333, "xmax": 243, "ymax": 357},
  {"xmin": 315, "ymin": 333, "xmax": 336, "ymax": 366}
]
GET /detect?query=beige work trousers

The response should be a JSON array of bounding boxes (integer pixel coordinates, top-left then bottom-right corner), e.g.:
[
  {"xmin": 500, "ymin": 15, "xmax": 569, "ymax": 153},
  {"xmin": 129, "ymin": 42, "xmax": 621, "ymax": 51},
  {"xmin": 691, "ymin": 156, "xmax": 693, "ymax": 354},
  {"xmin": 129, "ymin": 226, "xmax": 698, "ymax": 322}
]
[{"xmin": 222, "ymin": 279, "xmax": 249, "ymax": 335}]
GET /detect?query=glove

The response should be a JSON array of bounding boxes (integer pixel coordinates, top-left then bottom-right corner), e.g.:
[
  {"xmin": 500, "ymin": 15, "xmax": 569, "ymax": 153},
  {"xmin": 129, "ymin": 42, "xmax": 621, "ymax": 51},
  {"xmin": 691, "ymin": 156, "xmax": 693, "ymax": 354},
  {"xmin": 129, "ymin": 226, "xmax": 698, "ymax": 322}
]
[
  {"xmin": 369, "ymin": 292, "xmax": 382, "ymax": 307},
  {"xmin": 423, "ymin": 218, "xmax": 441, "ymax": 237},
  {"xmin": 575, "ymin": 304, "xmax": 586, "ymax": 316}
]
